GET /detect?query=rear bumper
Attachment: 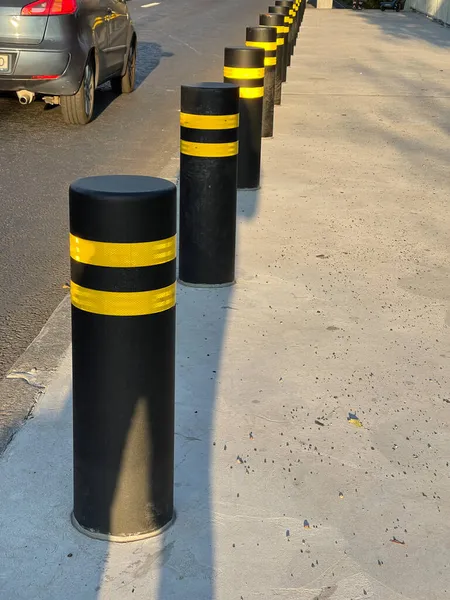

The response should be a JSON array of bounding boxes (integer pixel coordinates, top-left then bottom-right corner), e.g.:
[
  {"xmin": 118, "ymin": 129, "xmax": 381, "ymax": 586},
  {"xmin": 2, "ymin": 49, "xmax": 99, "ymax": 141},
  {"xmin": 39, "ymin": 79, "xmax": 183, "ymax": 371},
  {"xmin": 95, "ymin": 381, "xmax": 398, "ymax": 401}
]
[{"xmin": 0, "ymin": 48, "xmax": 85, "ymax": 95}]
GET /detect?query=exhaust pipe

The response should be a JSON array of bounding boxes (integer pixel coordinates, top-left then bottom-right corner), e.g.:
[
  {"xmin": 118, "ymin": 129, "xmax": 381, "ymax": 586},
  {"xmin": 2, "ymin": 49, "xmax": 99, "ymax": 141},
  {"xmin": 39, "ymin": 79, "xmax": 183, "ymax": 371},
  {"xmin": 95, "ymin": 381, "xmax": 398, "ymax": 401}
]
[{"xmin": 17, "ymin": 90, "xmax": 35, "ymax": 105}]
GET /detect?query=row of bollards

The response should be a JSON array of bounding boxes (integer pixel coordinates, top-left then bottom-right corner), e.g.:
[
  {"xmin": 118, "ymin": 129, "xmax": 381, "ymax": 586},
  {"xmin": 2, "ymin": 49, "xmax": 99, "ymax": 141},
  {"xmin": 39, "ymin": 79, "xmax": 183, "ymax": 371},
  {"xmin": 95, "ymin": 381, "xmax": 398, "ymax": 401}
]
[
  {"xmin": 70, "ymin": 0, "xmax": 306, "ymax": 541},
  {"xmin": 180, "ymin": 0, "xmax": 304, "ymax": 286}
]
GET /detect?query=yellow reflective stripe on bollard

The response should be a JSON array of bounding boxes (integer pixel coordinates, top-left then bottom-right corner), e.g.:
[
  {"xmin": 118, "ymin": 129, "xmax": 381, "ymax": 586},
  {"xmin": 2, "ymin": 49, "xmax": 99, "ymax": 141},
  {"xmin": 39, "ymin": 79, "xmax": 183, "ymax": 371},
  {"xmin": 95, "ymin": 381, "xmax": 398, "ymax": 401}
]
[
  {"xmin": 276, "ymin": 25, "xmax": 284, "ymax": 33},
  {"xmin": 223, "ymin": 66, "xmax": 265, "ymax": 79},
  {"xmin": 264, "ymin": 56, "xmax": 277, "ymax": 67},
  {"xmin": 71, "ymin": 282, "xmax": 176, "ymax": 316},
  {"xmin": 284, "ymin": 25, "xmax": 290, "ymax": 32},
  {"xmin": 70, "ymin": 234, "xmax": 176, "ymax": 268},
  {"xmin": 180, "ymin": 140, "xmax": 239, "ymax": 157},
  {"xmin": 245, "ymin": 41, "xmax": 277, "ymax": 51},
  {"xmin": 180, "ymin": 112, "xmax": 239, "ymax": 130},
  {"xmin": 239, "ymin": 87, "xmax": 264, "ymax": 99},
  {"xmin": 277, "ymin": 37, "xmax": 285, "ymax": 45}
]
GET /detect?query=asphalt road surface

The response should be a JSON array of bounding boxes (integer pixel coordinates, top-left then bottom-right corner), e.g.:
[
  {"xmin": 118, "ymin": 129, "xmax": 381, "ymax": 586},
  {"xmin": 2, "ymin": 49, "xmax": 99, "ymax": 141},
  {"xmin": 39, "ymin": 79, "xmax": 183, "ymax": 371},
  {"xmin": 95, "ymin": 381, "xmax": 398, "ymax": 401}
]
[{"xmin": 0, "ymin": 0, "xmax": 268, "ymax": 380}]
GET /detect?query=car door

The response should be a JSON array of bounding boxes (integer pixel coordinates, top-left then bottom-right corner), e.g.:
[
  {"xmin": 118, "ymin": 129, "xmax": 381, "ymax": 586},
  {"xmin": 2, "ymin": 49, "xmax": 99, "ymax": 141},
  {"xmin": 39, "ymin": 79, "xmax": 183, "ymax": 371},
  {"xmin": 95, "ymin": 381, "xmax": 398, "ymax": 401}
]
[
  {"xmin": 105, "ymin": 0, "xmax": 129, "ymax": 74},
  {"xmin": 79, "ymin": 0, "xmax": 110, "ymax": 80}
]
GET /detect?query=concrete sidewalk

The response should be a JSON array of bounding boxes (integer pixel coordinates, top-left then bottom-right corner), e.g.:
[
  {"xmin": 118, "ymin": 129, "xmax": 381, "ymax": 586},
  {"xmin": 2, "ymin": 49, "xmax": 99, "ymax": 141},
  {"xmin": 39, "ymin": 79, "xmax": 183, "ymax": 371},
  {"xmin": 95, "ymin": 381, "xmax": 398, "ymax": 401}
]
[{"xmin": 1, "ymin": 9, "xmax": 450, "ymax": 600}]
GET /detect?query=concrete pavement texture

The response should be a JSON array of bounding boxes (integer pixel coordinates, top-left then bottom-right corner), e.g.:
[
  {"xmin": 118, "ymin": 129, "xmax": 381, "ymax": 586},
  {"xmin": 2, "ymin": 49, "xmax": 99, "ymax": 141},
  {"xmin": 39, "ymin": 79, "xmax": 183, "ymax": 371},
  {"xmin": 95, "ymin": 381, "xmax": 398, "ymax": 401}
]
[{"xmin": 1, "ymin": 8, "xmax": 450, "ymax": 600}]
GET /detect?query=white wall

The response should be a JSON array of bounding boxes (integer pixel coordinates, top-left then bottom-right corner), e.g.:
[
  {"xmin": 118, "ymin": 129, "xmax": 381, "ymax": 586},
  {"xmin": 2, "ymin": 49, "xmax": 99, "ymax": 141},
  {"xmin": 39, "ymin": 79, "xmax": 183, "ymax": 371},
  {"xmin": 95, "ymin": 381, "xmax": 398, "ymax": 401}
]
[{"xmin": 407, "ymin": 0, "xmax": 450, "ymax": 25}]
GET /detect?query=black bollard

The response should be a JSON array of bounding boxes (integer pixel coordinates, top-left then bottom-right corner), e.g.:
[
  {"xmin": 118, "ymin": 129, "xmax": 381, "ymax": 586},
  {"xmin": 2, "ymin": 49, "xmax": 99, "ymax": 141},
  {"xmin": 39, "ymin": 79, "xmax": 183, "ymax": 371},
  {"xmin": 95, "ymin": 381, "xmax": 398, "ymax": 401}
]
[
  {"xmin": 294, "ymin": 0, "xmax": 300, "ymax": 46},
  {"xmin": 179, "ymin": 82, "xmax": 239, "ymax": 286},
  {"xmin": 300, "ymin": 0, "xmax": 306, "ymax": 25},
  {"xmin": 246, "ymin": 26, "xmax": 277, "ymax": 138},
  {"xmin": 259, "ymin": 13, "xmax": 286, "ymax": 106},
  {"xmin": 224, "ymin": 46, "xmax": 265, "ymax": 190},
  {"xmin": 291, "ymin": 0, "xmax": 298, "ymax": 50},
  {"xmin": 70, "ymin": 175, "xmax": 176, "ymax": 542},
  {"xmin": 268, "ymin": 6, "xmax": 290, "ymax": 82},
  {"xmin": 275, "ymin": 0, "xmax": 295, "ymax": 65}
]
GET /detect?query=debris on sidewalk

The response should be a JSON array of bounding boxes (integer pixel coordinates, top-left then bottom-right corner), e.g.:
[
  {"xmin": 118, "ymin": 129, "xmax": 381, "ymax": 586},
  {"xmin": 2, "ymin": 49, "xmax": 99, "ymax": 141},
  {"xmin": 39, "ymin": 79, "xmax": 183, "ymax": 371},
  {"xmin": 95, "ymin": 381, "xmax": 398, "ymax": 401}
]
[
  {"xmin": 315, "ymin": 419, "xmax": 325, "ymax": 427},
  {"xmin": 347, "ymin": 412, "xmax": 363, "ymax": 427},
  {"xmin": 391, "ymin": 537, "xmax": 406, "ymax": 546},
  {"xmin": 6, "ymin": 369, "xmax": 45, "ymax": 390},
  {"xmin": 339, "ymin": 492, "xmax": 344, "ymax": 499},
  {"xmin": 304, "ymin": 520, "xmax": 310, "ymax": 529}
]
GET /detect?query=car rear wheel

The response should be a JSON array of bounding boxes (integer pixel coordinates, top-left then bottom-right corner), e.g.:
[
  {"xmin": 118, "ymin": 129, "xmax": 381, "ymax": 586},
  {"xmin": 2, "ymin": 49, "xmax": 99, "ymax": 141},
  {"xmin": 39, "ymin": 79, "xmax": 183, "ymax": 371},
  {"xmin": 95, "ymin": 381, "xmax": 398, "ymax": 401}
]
[
  {"xmin": 60, "ymin": 61, "xmax": 95, "ymax": 125},
  {"xmin": 111, "ymin": 41, "xmax": 136, "ymax": 95}
]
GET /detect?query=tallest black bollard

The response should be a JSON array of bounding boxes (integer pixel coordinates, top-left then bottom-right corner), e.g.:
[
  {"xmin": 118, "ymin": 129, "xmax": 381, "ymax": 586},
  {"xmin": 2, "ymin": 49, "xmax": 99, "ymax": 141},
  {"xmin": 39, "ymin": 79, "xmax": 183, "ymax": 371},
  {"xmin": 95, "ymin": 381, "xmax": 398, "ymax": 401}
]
[{"xmin": 70, "ymin": 175, "xmax": 176, "ymax": 542}]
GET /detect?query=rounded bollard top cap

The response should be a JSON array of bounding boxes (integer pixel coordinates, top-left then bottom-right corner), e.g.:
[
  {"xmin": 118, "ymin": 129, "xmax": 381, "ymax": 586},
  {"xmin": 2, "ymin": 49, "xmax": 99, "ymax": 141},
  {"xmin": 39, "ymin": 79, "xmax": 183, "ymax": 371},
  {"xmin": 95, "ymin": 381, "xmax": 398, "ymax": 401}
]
[
  {"xmin": 71, "ymin": 175, "xmax": 175, "ymax": 198},
  {"xmin": 259, "ymin": 12, "xmax": 285, "ymax": 25},
  {"xmin": 268, "ymin": 5, "xmax": 290, "ymax": 14},
  {"xmin": 275, "ymin": 0, "xmax": 295, "ymax": 6},
  {"xmin": 224, "ymin": 46, "xmax": 265, "ymax": 68},
  {"xmin": 181, "ymin": 82, "xmax": 239, "ymax": 115},
  {"xmin": 224, "ymin": 45, "xmax": 260, "ymax": 51},
  {"xmin": 182, "ymin": 82, "xmax": 239, "ymax": 90},
  {"xmin": 246, "ymin": 25, "xmax": 277, "ymax": 42},
  {"xmin": 69, "ymin": 175, "xmax": 176, "ymax": 243}
]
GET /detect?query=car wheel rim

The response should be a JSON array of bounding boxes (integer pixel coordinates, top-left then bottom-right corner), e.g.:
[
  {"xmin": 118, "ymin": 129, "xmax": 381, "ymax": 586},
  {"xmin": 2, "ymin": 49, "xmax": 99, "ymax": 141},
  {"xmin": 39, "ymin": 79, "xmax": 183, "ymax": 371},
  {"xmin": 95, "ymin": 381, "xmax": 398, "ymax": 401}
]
[
  {"xmin": 128, "ymin": 45, "xmax": 136, "ymax": 88},
  {"xmin": 84, "ymin": 64, "xmax": 94, "ymax": 117}
]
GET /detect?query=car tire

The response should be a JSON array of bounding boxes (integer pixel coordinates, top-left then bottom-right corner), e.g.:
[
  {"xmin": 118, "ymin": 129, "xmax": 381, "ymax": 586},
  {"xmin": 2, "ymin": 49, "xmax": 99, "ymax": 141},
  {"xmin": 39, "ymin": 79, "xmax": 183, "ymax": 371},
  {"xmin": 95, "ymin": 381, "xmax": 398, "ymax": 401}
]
[
  {"xmin": 395, "ymin": 3, "xmax": 400, "ymax": 9},
  {"xmin": 111, "ymin": 40, "xmax": 136, "ymax": 95},
  {"xmin": 60, "ymin": 60, "xmax": 95, "ymax": 125},
  {"xmin": 381, "ymin": 5, "xmax": 386, "ymax": 9}
]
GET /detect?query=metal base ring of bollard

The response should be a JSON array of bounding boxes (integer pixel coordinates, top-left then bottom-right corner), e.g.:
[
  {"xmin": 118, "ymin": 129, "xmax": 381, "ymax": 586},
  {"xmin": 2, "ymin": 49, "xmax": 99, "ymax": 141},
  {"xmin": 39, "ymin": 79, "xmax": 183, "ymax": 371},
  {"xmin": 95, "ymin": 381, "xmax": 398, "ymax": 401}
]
[
  {"xmin": 71, "ymin": 511, "xmax": 176, "ymax": 543},
  {"xmin": 179, "ymin": 280, "xmax": 235, "ymax": 289}
]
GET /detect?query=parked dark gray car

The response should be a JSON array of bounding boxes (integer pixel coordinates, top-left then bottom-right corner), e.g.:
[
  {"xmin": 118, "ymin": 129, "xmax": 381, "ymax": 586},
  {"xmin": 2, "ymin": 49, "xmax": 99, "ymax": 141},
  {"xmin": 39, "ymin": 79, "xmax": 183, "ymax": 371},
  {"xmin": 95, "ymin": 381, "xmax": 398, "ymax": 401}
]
[{"xmin": 0, "ymin": 0, "xmax": 136, "ymax": 124}]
